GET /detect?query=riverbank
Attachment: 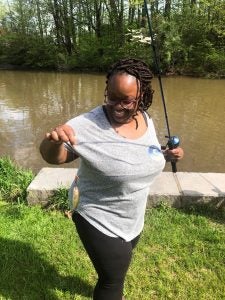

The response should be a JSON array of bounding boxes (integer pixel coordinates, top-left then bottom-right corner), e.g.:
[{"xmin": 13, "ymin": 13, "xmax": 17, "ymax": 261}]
[{"xmin": 1, "ymin": 63, "xmax": 224, "ymax": 79}]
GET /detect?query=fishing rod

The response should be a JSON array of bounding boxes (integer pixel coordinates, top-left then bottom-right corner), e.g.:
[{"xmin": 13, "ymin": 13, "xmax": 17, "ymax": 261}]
[{"xmin": 143, "ymin": 0, "xmax": 180, "ymax": 173}]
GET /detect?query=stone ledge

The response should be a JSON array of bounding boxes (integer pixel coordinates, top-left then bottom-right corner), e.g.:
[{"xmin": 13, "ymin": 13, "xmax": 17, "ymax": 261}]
[
  {"xmin": 27, "ymin": 168, "xmax": 225, "ymax": 208},
  {"xmin": 27, "ymin": 168, "xmax": 77, "ymax": 206}
]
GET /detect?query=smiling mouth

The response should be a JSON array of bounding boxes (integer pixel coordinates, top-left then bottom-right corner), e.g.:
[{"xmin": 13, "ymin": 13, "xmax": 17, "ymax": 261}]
[
  {"xmin": 112, "ymin": 109, "xmax": 129, "ymax": 120},
  {"xmin": 107, "ymin": 106, "xmax": 133, "ymax": 123},
  {"xmin": 114, "ymin": 110, "xmax": 124, "ymax": 116}
]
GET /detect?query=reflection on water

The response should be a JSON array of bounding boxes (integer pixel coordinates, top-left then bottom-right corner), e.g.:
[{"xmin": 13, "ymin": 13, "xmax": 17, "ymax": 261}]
[{"xmin": 0, "ymin": 70, "xmax": 224, "ymax": 173}]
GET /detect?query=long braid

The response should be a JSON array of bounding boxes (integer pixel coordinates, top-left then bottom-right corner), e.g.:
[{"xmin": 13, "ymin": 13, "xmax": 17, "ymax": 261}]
[{"xmin": 106, "ymin": 58, "xmax": 154, "ymax": 112}]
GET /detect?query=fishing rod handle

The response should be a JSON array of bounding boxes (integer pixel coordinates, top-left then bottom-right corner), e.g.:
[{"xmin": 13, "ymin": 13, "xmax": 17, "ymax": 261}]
[{"xmin": 171, "ymin": 161, "xmax": 177, "ymax": 173}]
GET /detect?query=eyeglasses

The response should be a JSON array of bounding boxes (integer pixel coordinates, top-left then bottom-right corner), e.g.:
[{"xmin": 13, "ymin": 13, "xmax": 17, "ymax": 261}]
[{"xmin": 105, "ymin": 96, "xmax": 138, "ymax": 109}]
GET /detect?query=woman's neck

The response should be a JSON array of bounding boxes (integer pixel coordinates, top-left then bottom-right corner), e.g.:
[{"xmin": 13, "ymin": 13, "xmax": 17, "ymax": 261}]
[{"xmin": 103, "ymin": 106, "xmax": 147, "ymax": 139}]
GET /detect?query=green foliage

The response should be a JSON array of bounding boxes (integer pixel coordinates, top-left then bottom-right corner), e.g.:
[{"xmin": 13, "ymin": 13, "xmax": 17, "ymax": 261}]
[
  {"xmin": 0, "ymin": 0, "xmax": 7, "ymax": 19},
  {"xmin": 204, "ymin": 50, "xmax": 225, "ymax": 76},
  {"xmin": 154, "ymin": 19, "xmax": 185, "ymax": 72},
  {"xmin": 0, "ymin": 0, "xmax": 224, "ymax": 76},
  {"xmin": 0, "ymin": 156, "xmax": 34, "ymax": 203},
  {"xmin": 24, "ymin": 37, "xmax": 59, "ymax": 68},
  {"xmin": 0, "ymin": 34, "xmax": 32, "ymax": 65},
  {"xmin": 73, "ymin": 34, "xmax": 105, "ymax": 70},
  {"xmin": 0, "ymin": 34, "xmax": 58, "ymax": 68}
]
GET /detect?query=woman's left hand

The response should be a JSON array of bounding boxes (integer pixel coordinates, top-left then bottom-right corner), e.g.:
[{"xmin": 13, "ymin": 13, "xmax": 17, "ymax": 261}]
[{"xmin": 165, "ymin": 147, "xmax": 184, "ymax": 161}]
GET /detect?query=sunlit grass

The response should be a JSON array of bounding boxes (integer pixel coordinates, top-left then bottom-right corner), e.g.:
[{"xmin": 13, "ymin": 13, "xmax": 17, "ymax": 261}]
[
  {"xmin": 0, "ymin": 156, "xmax": 34, "ymax": 203},
  {"xmin": 126, "ymin": 205, "xmax": 225, "ymax": 299},
  {"xmin": 0, "ymin": 201, "xmax": 224, "ymax": 300}
]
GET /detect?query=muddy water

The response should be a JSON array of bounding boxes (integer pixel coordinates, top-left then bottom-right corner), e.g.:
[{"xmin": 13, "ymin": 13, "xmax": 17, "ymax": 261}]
[{"xmin": 0, "ymin": 70, "xmax": 224, "ymax": 173}]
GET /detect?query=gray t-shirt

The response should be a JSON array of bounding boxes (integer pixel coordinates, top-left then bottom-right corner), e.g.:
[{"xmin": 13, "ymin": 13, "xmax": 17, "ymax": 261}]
[{"xmin": 67, "ymin": 106, "xmax": 165, "ymax": 241}]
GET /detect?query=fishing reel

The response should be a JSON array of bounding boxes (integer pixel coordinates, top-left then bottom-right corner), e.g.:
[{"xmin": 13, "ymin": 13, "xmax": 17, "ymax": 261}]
[
  {"xmin": 167, "ymin": 136, "xmax": 180, "ymax": 150},
  {"xmin": 163, "ymin": 136, "xmax": 180, "ymax": 173}
]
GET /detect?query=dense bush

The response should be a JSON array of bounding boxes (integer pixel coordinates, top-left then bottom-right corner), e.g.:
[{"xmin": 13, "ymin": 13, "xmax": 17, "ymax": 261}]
[
  {"xmin": 0, "ymin": 34, "xmax": 59, "ymax": 69},
  {"xmin": 0, "ymin": 1, "xmax": 224, "ymax": 76}
]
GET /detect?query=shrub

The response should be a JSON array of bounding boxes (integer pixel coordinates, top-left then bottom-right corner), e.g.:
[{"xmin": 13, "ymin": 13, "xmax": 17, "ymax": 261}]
[{"xmin": 204, "ymin": 50, "xmax": 225, "ymax": 76}]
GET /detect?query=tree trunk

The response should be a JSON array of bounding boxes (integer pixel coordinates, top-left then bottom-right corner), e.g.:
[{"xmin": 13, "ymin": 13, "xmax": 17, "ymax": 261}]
[
  {"xmin": 164, "ymin": 0, "xmax": 171, "ymax": 19},
  {"xmin": 35, "ymin": 0, "xmax": 44, "ymax": 38}
]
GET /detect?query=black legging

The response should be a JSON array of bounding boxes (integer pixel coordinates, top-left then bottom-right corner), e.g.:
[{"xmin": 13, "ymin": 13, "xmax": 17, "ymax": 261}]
[{"xmin": 72, "ymin": 212, "xmax": 140, "ymax": 300}]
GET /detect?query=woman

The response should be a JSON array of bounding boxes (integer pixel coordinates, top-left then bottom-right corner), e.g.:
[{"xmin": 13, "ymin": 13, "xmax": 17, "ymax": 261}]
[{"xmin": 40, "ymin": 58, "xmax": 184, "ymax": 300}]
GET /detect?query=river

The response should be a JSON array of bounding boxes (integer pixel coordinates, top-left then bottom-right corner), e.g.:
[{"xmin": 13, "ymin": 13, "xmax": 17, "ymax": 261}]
[{"xmin": 0, "ymin": 70, "xmax": 224, "ymax": 174}]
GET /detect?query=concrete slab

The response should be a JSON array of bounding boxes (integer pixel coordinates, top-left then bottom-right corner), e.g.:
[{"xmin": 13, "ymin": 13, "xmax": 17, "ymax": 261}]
[
  {"xmin": 176, "ymin": 172, "xmax": 218, "ymax": 197},
  {"xmin": 200, "ymin": 173, "xmax": 225, "ymax": 195},
  {"xmin": 26, "ymin": 168, "xmax": 225, "ymax": 208},
  {"xmin": 149, "ymin": 172, "xmax": 180, "ymax": 196},
  {"xmin": 27, "ymin": 167, "xmax": 77, "ymax": 205},
  {"xmin": 147, "ymin": 172, "xmax": 181, "ymax": 208},
  {"xmin": 28, "ymin": 167, "xmax": 77, "ymax": 189}
]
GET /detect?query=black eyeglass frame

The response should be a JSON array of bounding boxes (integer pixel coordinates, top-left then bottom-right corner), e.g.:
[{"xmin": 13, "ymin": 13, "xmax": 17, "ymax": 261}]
[{"xmin": 105, "ymin": 95, "xmax": 140, "ymax": 110}]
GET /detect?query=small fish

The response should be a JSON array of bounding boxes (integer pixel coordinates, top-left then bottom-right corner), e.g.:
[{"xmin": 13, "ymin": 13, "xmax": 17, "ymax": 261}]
[
  {"xmin": 65, "ymin": 175, "xmax": 80, "ymax": 220},
  {"xmin": 72, "ymin": 175, "xmax": 79, "ymax": 209}
]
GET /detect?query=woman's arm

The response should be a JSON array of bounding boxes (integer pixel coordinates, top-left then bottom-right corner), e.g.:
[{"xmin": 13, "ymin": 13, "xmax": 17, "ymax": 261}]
[{"xmin": 39, "ymin": 124, "xmax": 79, "ymax": 164}]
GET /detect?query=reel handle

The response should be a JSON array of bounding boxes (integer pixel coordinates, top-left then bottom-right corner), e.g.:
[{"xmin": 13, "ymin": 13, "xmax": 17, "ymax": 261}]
[{"xmin": 166, "ymin": 136, "xmax": 180, "ymax": 173}]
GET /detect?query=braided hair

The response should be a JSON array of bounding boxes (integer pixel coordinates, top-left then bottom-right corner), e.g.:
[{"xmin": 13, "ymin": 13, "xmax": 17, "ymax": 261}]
[{"xmin": 106, "ymin": 58, "xmax": 154, "ymax": 111}]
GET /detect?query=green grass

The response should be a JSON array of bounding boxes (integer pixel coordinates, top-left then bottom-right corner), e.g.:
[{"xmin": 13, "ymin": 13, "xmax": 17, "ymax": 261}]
[
  {"xmin": 0, "ymin": 157, "xmax": 34, "ymax": 204},
  {"xmin": 0, "ymin": 201, "xmax": 224, "ymax": 300}
]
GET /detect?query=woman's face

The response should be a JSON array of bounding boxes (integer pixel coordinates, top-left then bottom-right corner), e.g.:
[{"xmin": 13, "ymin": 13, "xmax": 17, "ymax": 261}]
[{"xmin": 105, "ymin": 73, "xmax": 140, "ymax": 124}]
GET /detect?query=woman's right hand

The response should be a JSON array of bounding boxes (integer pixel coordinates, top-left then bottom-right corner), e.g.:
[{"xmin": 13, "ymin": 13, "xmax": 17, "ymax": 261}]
[
  {"xmin": 46, "ymin": 124, "xmax": 76, "ymax": 145},
  {"xmin": 40, "ymin": 124, "xmax": 77, "ymax": 164}
]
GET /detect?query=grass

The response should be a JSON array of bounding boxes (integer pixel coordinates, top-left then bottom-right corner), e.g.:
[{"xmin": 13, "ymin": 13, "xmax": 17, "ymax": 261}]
[
  {"xmin": 0, "ymin": 201, "xmax": 224, "ymax": 300},
  {"xmin": 0, "ymin": 156, "xmax": 224, "ymax": 299},
  {"xmin": 0, "ymin": 157, "xmax": 34, "ymax": 204}
]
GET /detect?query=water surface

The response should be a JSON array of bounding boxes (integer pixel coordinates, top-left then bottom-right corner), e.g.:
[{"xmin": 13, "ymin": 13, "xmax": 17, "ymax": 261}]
[{"xmin": 0, "ymin": 70, "xmax": 224, "ymax": 173}]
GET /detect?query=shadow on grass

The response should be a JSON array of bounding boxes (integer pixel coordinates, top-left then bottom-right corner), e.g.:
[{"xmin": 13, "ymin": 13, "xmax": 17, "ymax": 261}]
[
  {"xmin": 1, "ymin": 204, "xmax": 25, "ymax": 219},
  {"xmin": 173, "ymin": 189, "xmax": 225, "ymax": 224},
  {"xmin": 0, "ymin": 237, "xmax": 92, "ymax": 299},
  {"xmin": 179, "ymin": 201, "xmax": 225, "ymax": 224}
]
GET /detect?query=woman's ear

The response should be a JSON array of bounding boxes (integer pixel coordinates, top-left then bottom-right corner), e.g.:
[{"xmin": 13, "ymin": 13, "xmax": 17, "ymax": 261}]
[
  {"xmin": 138, "ymin": 99, "xmax": 145, "ymax": 111},
  {"xmin": 104, "ymin": 88, "xmax": 107, "ymax": 103}
]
